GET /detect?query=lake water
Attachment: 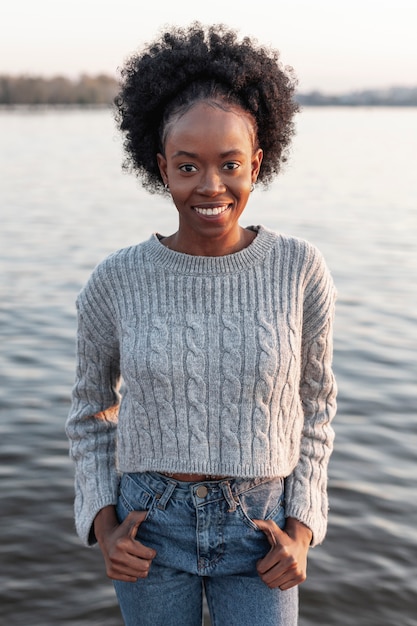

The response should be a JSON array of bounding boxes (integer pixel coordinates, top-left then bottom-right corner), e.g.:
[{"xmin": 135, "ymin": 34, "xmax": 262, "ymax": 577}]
[{"xmin": 1, "ymin": 106, "xmax": 416, "ymax": 626}]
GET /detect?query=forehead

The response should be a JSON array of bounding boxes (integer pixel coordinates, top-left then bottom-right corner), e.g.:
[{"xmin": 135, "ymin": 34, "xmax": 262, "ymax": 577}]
[{"xmin": 164, "ymin": 101, "xmax": 256, "ymax": 152}]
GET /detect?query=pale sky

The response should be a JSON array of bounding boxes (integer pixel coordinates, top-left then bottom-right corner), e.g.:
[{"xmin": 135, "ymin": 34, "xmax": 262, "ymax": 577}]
[{"xmin": 2, "ymin": 0, "xmax": 416, "ymax": 93}]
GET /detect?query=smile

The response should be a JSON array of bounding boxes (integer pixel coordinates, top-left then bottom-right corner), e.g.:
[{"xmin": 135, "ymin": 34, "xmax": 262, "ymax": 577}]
[{"xmin": 194, "ymin": 206, "xmax": 229, "ymax": 216}]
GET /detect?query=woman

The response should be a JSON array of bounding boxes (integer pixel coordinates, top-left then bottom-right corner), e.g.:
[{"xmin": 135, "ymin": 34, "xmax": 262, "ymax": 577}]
[{"xmin": 66, "ymin": 23, "xmax": 337, "ymax": 626}]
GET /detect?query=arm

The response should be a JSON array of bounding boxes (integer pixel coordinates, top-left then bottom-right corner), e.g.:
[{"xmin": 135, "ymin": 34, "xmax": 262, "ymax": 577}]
[
  {"xmin": 256, "ymin": 245, "xmax": 337, "ymax": 588},
  {"xmin": 255, "ymin": 316, "xmax": 336, "ymax": 589},
  {"xmin": 284, "ymin": 311, "xmax": 337, "ymax": 546},
  {"xmin": 66, "ymin": 278, "xmax": 157, "ymax": 578},
  {"xmin": 66, "ymin": 309, "xmax": 156, "ymax": 574},
  {"xmin": 285, "ymin": 242, "xmax": 337, "ymax": 546},
  {"xmin": 65, "ymin": 292, "xmax": 122, "ymax": 546}
]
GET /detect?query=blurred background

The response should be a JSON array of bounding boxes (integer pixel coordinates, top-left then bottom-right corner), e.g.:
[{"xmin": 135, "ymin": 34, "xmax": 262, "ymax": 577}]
[{"xmin": 1, "ymin": 2, "xmax": 416, "ymax": 624}]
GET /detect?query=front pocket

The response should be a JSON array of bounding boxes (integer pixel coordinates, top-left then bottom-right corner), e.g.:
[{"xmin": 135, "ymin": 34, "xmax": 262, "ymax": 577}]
[
  {"xmin": 116, "ymin": 473, "xmax": 155, "ymax": 523},
  {"xmin": 236, "ymin": 478, "xmax": 285, "ymax": 531}
]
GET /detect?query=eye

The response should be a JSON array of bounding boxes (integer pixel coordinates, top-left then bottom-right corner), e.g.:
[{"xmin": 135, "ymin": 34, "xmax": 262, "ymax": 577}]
[
  {"xmin": 223, "ymin": 162, "xmax": 239, "ymax": 171},
  {"xmin": 179, "ymin": 163, "xmax": 197, "ymax": 173}
]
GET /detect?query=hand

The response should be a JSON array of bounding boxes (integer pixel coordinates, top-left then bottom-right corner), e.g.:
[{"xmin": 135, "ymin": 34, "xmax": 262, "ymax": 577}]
[
  {"xmin": 254, "ymin": 517, "xmax": 312, "ymax": 590},
  {"xmin": 94, "ymin": 506, "xmax": 157, "ymax": 582}
]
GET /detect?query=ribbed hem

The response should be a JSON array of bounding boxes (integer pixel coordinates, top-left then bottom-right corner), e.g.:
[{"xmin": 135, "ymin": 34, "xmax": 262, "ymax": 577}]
[
  {"xmin": 118, "ymin": 458, "xmax": 294, "ymax": 480},
  {"xmin": 76, "ymin": 493, "xmax": 119, "ymax": 547},
  {"xmin": 284, "ymin": 502, "xmax": 327, "ymax": 548}
]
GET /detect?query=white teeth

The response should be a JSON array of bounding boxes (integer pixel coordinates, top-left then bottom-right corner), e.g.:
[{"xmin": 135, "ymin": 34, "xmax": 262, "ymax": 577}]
[{"xmin": 194, "ymin": 206, "xmax": 228, "ymax": 216}]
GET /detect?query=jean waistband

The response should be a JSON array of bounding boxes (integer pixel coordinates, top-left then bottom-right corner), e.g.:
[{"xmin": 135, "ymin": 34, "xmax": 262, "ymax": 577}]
[{"xmin": 123, "ymin": 471, "xmax": 283, "ymax": 511}]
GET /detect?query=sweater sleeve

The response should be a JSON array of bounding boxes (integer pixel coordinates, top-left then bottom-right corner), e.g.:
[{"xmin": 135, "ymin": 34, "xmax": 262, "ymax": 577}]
[
  {"xmin": 284, "ymin": 246, "xmax": 337, "ymax": 546},
  {"xmin": 65, "ymin": 273, "xmax": 121, "ymax": 547}
]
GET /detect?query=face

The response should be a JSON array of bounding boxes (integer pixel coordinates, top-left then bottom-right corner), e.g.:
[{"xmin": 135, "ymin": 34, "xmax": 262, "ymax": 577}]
[{"xmin": 157, "ymin": 101, "xmax": 263, "ymax": 255}]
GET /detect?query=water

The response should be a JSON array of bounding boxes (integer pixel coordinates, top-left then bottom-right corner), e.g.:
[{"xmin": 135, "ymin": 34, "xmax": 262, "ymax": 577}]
[{"xmin": 1, "ymin": 107, "xmax": 416, "ymax": 625}]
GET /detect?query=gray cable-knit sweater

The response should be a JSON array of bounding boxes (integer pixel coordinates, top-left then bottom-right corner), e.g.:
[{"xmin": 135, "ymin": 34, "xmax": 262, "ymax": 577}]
[{"xmin": 66, "ymin": 225, "xmax": 337, "ymax": 547}]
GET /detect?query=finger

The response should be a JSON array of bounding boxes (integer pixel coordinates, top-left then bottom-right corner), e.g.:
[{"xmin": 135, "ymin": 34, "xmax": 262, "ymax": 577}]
[
  {"xmin": 257, "ymin": 550, "xmax": 306, "ymax": 589},
  {"xmin": 254, "ymin": 519, "xmax": 292, "ymax": 576},
  {"xmin": 256, "ymin": 540, "xmax": 297, "ymax": 578},
  {"xmin": 259, "ymin": 563, "xmax": 306, "ymax": 590},
  {"xmin": 105, "ymin": 542, "xmax": 155, "ymax": 581},
  {"xmin": 109, "ymin": 573, "xmax": 139, "ymax": 583},
  {"xmin": 260, "ymin": 571, "xmax": 301, "ymax": 591},
  {"xmin": 257, "ymin": 550, "xmax": 292, "ymax": 578},
  {"xmin": 108, "ymin": 554, "xmax": 153, "ymax": 579},
  {"xmin": 124, "ymin": 510, "xmax": 148, "ymax": 539},
  {"xmin": 120, "ymin": 511, "xmax": 157, "ymax": 559},
  {"xmin": 253, "ymin": 518, "xmax": 286, "ymax": 548},
  {"xmin": 107, "ymin": 564, "xmax": 147, "ymax": 583}
]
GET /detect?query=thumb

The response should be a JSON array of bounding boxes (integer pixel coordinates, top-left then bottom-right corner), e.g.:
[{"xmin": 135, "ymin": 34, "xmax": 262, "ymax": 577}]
[
  {"xmin": 253, "ymin": 519, "xmax": 287, "ymax": 549},
  {"xmin": 123, "ymin": 510, "xmax": 148, "ymax": 540}
]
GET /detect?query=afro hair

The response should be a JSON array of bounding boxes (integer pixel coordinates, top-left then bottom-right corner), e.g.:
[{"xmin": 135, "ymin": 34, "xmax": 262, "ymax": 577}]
[{"xmin": 115, "ymin": 22, "xmax": 299, "ymax": 194}]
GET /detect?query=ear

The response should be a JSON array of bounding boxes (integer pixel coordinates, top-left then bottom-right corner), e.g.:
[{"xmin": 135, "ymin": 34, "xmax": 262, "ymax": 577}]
[
  {"xmin": 157, "ymin": 153, "xmax": 168, "ymax": 186},
  {"xmin": 251, "ymin": 148, "xmax": 263, "ymax": 183}
]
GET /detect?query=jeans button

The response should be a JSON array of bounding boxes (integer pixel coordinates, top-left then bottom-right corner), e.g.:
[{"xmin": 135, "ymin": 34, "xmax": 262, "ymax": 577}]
[{"xmin": 196, "ymin": 485, "xmax": 208, "ymax": 498}]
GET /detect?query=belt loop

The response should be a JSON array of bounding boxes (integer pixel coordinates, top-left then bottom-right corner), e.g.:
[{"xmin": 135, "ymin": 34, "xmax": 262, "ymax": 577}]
[
  {"xmin": 156, "ymin": 480, "xmax": 176, "ymax": 510},
  {"xmin": 220, "ymin": 481, "xmax": 238, "ymax": 512}
]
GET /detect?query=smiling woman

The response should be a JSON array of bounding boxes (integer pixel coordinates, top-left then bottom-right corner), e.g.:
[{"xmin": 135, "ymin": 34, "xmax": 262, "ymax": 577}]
[{"xmin": 66, "ymin": 22, "xmax": 337, "ymax": 626}]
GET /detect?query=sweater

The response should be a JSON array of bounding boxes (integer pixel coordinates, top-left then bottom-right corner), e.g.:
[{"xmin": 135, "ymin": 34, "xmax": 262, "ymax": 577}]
[{"xmin": 66, "ymin": 225, "xmax": 337, "ymax": 547}]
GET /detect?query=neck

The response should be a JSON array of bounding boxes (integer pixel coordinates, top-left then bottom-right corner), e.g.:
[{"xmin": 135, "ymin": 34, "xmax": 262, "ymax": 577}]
[{"xmin": 160, "ymin": 226, "xmax": 256, "ymax": 257}]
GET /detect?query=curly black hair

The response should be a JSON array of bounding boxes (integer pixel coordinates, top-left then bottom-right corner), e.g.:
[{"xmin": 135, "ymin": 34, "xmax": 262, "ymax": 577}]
[{"xmin": 115, "ymin": 23, "xmax": 299, "ymax": 194}]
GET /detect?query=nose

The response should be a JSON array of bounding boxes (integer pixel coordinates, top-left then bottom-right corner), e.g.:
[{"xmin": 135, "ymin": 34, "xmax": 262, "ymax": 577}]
[{"xmin": 197, "ymin": 168, "xmax": 226, "ymax": 196}]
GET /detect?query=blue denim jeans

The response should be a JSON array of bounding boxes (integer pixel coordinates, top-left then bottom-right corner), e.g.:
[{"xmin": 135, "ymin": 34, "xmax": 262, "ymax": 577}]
[{"xmin": 113, "ymin": 472, "xmax": 298, "ymax": 626}]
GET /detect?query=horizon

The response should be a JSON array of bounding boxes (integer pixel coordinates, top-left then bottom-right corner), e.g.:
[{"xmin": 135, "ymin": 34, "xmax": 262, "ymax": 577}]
[
  {"xmin": 1, "ymin": 72, "xmax": 416, "ymax": 97},
  {"xmin": 2, "ymin": 0, "xmax": 416, "ymax": 94}
]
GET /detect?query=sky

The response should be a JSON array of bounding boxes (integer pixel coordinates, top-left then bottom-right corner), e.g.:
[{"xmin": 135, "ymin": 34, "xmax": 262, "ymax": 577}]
[{"xmin": 1, "ymin": 0, "xmax": 416, "ymax": 93}]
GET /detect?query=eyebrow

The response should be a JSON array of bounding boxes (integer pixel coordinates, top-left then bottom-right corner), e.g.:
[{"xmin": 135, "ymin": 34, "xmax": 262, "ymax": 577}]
[{"xmin": 171, "ymin": 149, "xmax": 246, "ymax": 159}]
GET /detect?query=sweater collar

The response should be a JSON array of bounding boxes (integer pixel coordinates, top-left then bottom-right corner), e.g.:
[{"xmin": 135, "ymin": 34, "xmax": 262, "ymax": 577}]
[{"xmin": 145, "ymin": 225, "xmax": 276, "ymax": 275}]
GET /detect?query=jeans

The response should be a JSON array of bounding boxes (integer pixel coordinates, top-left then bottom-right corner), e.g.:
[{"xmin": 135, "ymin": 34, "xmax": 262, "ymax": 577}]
[{"xmin": 113, "ymin": 472, "xmax": 298, "ymax": 626}]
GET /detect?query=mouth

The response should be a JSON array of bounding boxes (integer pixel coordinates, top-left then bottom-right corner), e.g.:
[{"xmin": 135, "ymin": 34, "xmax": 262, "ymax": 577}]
[{"xmin": 193, "ymin": 205, "xmax": 230, "ymax": 217}]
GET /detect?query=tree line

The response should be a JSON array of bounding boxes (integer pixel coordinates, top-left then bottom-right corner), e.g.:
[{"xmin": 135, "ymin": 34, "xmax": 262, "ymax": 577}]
[
  {"xmin": 0, "ymin": 74, "xmax": 118, "ymax": 106},
  {"xmin": 1, "ymin": 74, "xmax": 417, "ymax": 106},
  {"xmin": 298, "ymin": 86, "xmax": 417, "ymax": 107}
]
